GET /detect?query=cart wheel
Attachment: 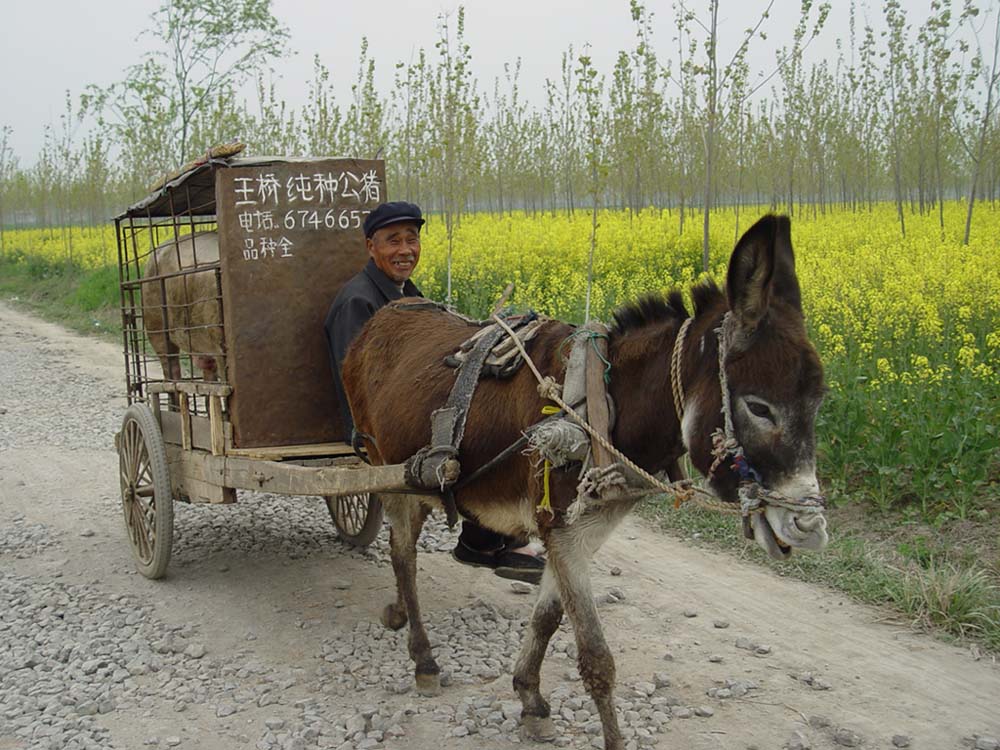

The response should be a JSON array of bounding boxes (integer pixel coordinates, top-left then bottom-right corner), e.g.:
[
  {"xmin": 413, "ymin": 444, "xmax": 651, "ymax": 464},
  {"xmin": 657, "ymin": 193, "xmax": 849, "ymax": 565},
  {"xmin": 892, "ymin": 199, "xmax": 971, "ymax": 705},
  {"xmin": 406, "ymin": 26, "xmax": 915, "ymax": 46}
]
[
  {"xmin": 325, "ymin": 493, "xmax": 383, "ymax": 547},
  {"xmin": 118, "ymin": 403, "xmax": 174, "ymax": 579}
]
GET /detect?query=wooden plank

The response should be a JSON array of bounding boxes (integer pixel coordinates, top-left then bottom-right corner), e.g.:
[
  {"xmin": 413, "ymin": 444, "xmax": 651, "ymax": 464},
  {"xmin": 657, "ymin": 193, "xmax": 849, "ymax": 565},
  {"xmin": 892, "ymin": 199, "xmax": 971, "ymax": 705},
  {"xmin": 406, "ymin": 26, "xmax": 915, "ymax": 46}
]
[
  {"xmin": 161, "ymin": 410, "xmax": 183, "ymax": 444},
  {"xmin": 223, "ymin": 455, "xmax": 417, "ymax": 496},
  {"xmin": 168, "ymin": 447, "xmax": 416, "ymax": 497},
  {"xmin": 166, "ymin": 446, "xmax": 235, "ymax": 504},
  {"xmin": 150, "ymin": 392, "xmax": 162, "ymax": 424},
  {"xmin": 209, "ymin": 395, "xmax": 225, "ymax": 456},
  {"xmin": 585, "ymin": 331, "xmax": 615, "ymax": 468},
  {"xmin": 225, "ymin": 442, "xmax": 355, "ymax": 461},
  {"xmin": 178, "ymin": 474, "xmax": 236, "ymax": 504},
  {"xmin": 179, "ymin": 393, "xmax": 192, "ymax": 451},
  {"xmin": 162, "ymin": 410, "xmax": 231, "ymax": 452},
  {"xmin": 148, "ymin": 381, "xmax": 233, "ymax": 397}
]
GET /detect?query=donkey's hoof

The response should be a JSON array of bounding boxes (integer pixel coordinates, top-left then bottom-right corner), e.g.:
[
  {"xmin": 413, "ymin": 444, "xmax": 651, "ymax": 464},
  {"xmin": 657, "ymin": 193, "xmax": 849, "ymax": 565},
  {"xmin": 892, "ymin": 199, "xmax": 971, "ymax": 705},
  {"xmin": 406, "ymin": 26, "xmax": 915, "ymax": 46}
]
[
  {"xmin": 414, "ymin": 672, "xmax": 442, "ymax": 697},
  {"xmin": 520, "ymin": 715, "xmax": 558, "ymax": 743},
  {"xmin": 381, "ymin": 603, "xmax": 407, "ymax": 630}
]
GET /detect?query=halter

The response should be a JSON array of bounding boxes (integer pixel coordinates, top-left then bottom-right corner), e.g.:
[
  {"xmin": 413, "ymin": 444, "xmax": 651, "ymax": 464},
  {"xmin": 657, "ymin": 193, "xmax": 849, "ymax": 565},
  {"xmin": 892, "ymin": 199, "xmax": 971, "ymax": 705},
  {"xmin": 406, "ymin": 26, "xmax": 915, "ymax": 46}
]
[
  {"xmin": 670, "ymin": 312, "xmax": 763, "ymax": 489},
  {"xmin": 669, "ymin": 316, "xmax": 693, "ymax": 426},
  {"xmin": 707, "ymin": 312, "xmax": 763, "ymax": 486}
]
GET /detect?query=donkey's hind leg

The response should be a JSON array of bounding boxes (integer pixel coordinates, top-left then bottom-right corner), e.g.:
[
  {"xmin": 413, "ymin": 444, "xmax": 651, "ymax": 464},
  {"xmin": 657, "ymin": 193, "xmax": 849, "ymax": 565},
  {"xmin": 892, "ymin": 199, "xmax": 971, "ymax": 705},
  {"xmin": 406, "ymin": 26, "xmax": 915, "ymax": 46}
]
[
  {"xmin": 513, "ymin": 566, "xmax": 562, "ymax": 742},
  {"xmin": 380, "ymin": 497, "xmax": 440, "ymax": 696}
]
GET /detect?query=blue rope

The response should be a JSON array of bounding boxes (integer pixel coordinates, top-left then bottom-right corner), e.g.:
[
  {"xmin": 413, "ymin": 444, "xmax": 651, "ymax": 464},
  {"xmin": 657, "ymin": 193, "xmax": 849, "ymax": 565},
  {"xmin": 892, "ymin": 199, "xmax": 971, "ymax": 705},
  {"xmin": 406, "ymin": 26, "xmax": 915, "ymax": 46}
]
[{"xmin": 588, "ymin": 332, "xmax": 612, "ymax": 384}]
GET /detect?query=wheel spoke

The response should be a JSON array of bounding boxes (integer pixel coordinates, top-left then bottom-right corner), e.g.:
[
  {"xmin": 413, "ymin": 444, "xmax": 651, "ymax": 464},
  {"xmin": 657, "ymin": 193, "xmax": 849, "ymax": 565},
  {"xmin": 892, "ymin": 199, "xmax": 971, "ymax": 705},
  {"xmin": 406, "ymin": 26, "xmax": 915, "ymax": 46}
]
[
  {"xmin": 129, "ymin": 498, "xmax": 148, "ymax": 560},
  {"xmin": 353, "ymin": 496, "xmax": 365, "ymax": 531},
  {"xmin": 128, "ymin": 423, "xmax": 143, "ymax": 481},
  {"xmin": 121, "ymin": 422, "xmax": 134, "ymax": 472}
]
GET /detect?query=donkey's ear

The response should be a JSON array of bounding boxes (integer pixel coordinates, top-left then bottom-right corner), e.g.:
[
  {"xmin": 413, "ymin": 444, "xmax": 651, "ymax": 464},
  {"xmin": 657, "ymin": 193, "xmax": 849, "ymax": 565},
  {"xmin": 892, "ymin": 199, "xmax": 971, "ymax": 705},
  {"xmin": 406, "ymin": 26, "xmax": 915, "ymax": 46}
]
[
  {"xmin": 726, "ymin": 214, "xmax": 801, "ymax": 331},
  {"xmin": 771, "ymin": 215, "xmax": 802, "ymax": 312}
]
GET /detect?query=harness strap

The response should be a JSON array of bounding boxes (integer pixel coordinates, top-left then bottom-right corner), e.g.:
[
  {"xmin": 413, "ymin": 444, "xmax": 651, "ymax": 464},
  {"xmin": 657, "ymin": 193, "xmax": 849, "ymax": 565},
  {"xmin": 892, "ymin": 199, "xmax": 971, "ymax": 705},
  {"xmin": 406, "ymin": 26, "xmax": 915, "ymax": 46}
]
[
  {"xmin": 584, "ymin": 323, "xmax": 614, "ymax": 468},
  {"xmin": 404, "ymin": 320, "xmax": 507, "ymax": 527}
]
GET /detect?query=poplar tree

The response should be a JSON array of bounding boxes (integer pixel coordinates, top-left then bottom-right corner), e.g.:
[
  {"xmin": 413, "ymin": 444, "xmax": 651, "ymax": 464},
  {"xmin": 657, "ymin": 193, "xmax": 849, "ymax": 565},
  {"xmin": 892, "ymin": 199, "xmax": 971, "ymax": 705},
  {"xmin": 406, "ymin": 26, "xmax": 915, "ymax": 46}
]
[
  {"xmin": 84, "ymin": 0, "xmax": 289, "ymax": 171},
  {"xmin": 959, "ymin": 0, "xmax": 1000, "ymax": 244},
  {"xmin": 0, "ymin": 126, "xmax": 15, "ymax": 254},
  {"xmin": 576, "ymin": 48, "xmax": 607, "ymax": 323}
]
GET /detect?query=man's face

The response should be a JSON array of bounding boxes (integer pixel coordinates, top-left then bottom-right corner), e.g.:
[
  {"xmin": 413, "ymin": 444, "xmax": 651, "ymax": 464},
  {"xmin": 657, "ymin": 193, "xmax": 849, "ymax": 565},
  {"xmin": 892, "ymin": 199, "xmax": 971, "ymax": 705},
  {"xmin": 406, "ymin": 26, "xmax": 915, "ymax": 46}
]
[{"xmin": 367, "ymin": 222, "xmax": 421, "ymax": 284}]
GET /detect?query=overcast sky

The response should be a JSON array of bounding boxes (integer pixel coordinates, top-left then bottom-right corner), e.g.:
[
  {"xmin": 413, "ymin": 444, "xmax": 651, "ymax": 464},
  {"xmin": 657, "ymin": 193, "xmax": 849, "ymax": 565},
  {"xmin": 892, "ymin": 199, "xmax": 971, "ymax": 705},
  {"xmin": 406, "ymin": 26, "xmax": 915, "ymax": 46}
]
[{"xmin": 0, "ymin": 0, "xmax": 958, "ymax": 165}]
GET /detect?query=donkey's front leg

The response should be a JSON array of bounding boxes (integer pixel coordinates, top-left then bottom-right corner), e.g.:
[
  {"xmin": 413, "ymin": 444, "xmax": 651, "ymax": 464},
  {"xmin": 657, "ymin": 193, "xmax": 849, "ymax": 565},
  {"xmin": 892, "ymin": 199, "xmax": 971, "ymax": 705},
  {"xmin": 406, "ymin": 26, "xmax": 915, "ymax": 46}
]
[
  {"xmin": 513, "ymin": 566, "xmax": 563, "ymax": 742},
  {"xmin": 548, "ymin": 521, "xmax": 625, "ymax": 750},
  {"xmin": 381, "ymin": 497, "xmax": 440, "ymax": 696}
]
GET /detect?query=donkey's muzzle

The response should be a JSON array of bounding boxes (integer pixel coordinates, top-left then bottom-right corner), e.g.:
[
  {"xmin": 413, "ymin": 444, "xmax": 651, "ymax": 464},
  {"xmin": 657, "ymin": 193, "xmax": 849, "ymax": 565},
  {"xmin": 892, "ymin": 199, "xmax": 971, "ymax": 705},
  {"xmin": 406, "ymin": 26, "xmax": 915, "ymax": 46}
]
[{"xmin": 766, "ymin": 505, "xmax": 828, "ymax": 551}]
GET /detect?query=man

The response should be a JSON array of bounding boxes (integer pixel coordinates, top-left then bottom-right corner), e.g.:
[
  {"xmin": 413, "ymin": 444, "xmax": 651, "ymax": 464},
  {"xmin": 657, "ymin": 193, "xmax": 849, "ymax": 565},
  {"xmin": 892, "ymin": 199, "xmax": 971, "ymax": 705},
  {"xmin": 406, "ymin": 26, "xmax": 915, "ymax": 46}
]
[{"xmin": 324, "ymin": 200, "xmax": 544, "ymax": 583}]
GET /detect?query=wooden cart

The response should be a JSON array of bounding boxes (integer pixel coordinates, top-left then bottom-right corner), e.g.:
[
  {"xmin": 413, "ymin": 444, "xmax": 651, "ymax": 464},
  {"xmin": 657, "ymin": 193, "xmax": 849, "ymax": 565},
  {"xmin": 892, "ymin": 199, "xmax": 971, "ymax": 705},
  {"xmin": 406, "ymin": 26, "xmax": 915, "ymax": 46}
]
[{"xmin": 114, "ymin": 150, "xmax": 414, "ymax": 578}]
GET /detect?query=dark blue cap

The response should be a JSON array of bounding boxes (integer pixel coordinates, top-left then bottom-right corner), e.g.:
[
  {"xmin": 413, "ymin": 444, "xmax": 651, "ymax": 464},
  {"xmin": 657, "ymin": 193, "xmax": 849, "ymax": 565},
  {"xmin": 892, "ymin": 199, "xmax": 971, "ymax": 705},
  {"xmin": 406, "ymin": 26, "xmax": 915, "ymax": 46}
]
[{"xmin": 363, "ymin": 201, "xmax": 425, "ymax": 238}]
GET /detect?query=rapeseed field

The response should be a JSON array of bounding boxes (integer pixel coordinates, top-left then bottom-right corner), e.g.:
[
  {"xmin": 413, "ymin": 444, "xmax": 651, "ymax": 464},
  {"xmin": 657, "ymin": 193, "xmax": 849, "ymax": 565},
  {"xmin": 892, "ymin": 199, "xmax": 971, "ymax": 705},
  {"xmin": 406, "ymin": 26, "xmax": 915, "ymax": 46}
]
[{"xmin": 4, "ymin": 203, "xmax": 998, "ymax": 520}]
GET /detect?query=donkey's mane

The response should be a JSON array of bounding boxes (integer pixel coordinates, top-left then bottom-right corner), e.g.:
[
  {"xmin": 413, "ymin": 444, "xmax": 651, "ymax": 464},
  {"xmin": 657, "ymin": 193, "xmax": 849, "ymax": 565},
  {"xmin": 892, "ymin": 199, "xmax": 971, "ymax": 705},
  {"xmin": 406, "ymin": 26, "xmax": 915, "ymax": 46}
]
[{"xmin": 610, "ymin": 280, "xmax": 725, "ymax": 335}]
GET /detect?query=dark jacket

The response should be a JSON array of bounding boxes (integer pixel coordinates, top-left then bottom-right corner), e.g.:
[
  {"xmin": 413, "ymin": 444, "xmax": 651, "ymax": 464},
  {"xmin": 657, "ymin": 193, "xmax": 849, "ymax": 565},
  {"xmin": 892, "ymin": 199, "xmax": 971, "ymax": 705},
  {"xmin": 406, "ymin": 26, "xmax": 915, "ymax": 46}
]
[{"xmin": 324, "ymin": 258, "xmax": 422, "ymax": 435}]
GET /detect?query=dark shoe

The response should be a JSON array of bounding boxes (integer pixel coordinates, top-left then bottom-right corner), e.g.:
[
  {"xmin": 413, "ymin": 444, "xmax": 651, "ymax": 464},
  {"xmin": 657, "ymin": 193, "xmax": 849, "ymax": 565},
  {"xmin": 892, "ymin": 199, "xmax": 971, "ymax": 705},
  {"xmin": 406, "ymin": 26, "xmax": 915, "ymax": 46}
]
[{"xmin": 452, "ymin": 541, "xmax": 545, "ymax": 585}]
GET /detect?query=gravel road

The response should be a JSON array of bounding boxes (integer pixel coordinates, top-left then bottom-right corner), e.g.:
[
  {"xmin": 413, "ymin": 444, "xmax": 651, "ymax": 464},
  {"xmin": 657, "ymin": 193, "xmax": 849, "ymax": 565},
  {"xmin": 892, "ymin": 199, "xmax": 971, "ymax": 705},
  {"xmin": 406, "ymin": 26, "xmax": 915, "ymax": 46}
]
[{"xmin": 1, "ymin": 300, "xmax": 999, "ymax": 750}]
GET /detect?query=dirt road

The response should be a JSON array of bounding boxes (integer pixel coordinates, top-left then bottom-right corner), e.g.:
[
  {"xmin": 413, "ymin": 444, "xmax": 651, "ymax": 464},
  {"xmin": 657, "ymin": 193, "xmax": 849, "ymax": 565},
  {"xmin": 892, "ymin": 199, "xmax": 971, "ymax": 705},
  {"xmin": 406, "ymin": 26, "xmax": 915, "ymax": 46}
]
[{"xmin": 1, "ymin": 300, "xmax": 998, "ymax": 750}]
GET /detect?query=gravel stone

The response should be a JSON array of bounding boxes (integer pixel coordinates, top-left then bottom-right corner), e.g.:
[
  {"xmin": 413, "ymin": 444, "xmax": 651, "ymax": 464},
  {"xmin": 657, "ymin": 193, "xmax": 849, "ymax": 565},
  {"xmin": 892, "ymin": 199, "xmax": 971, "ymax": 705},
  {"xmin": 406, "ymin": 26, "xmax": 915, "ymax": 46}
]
[
  {"xmin": 833, "ymin": 727, "xmax": 864, "ymax": 747},
  {"xmin": 785, "ymin": 728, "xmax": 811, "ymax": 750},
  {"xmin": 694, "ymin": 706, "xmax": 714, "ymax": 717},
  {"xmin": 891, "ymin": 735, "xmax": 911, "ymax": 748},
  {"xmin": 510, "ymin": 581, "xmax": 534, "ymax": 595},
  {"xmin": 713, "ymin": 620, "xmax": 730, "ymax": 629},
  {"xmin": 975, "ymin": 737, "xmax": 1000, "ymax": 750}
]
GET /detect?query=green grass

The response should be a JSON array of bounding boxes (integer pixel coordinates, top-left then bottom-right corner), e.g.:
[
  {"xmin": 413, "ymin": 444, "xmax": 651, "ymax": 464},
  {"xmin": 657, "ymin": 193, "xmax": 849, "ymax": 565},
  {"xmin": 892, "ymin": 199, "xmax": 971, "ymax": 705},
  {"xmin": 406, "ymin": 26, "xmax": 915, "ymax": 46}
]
[{"xmin": 0, "ymin": 254, "xmax": 121, "ymax": 341}]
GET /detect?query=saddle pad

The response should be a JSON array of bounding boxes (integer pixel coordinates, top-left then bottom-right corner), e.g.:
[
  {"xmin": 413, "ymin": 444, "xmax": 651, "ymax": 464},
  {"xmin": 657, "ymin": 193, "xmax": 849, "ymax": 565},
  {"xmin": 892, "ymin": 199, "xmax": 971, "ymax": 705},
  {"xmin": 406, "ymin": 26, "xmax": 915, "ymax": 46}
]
[{"xmin": 444, "ymin": 314, "xmax": 546, "ymax": 378}]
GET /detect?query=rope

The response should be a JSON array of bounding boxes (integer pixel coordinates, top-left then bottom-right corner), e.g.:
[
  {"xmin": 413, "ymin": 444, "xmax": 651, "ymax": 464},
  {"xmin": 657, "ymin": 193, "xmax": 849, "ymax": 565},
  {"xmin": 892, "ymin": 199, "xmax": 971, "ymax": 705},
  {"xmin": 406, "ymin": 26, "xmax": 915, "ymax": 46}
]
[
  {"xmin": 589, "ymin": 332, "xmax": 612, "ymax": 384},
  {"xmin": 490, "ymin": 314, "xmax": 749, "ymax": 517},
  {"xmin": 717, "ymin": 313, "xmax": 739, "ymax": 441},
  {"xmin": 670, "ymin": 316, "xmax": 694, "ymax": 425}
]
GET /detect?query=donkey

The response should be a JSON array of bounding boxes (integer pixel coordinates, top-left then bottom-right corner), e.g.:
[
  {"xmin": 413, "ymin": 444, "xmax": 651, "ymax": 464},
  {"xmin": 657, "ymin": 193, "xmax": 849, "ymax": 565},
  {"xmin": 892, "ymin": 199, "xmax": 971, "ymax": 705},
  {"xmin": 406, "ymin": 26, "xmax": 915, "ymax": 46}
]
[{"xmin": 342, "ymin": 214, "xmax": 828, "ymax": 750}]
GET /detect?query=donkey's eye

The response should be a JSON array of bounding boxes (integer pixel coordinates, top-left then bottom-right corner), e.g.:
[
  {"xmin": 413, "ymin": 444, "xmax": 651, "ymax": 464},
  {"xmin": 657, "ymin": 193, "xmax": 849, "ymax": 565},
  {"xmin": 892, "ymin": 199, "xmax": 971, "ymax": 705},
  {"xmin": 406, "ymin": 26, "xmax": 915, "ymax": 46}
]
[{"xmin": 746, "ymin": 401, "xmax": 775, "ymax": 423}]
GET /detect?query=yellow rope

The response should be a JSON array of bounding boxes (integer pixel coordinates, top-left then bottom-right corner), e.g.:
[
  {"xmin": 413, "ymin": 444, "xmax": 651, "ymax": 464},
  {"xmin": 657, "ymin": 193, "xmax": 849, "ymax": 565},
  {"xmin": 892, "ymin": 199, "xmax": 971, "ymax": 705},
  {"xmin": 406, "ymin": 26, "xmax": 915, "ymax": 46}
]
[{"xmin": 491, "ymin": 313, "xmax": 754, "ymax": 517}]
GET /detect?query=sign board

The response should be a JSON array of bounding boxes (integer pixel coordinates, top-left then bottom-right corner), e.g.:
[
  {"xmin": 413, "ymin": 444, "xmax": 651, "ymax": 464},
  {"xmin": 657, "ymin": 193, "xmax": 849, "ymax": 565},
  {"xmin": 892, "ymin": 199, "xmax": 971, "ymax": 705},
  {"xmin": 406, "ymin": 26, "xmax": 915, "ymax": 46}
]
[{"xmin": 215, "ymin": 158, "xmax": 385, "ymax": 448}]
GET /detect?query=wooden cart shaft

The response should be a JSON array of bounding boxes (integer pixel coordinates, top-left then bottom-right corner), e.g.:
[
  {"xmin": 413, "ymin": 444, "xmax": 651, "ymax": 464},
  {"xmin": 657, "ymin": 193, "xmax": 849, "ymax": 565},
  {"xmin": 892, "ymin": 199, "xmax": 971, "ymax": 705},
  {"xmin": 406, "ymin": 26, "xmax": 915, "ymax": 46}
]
[{"xmin": 165, "ymin": 444, "xmax": 417, "ymax": 503}]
